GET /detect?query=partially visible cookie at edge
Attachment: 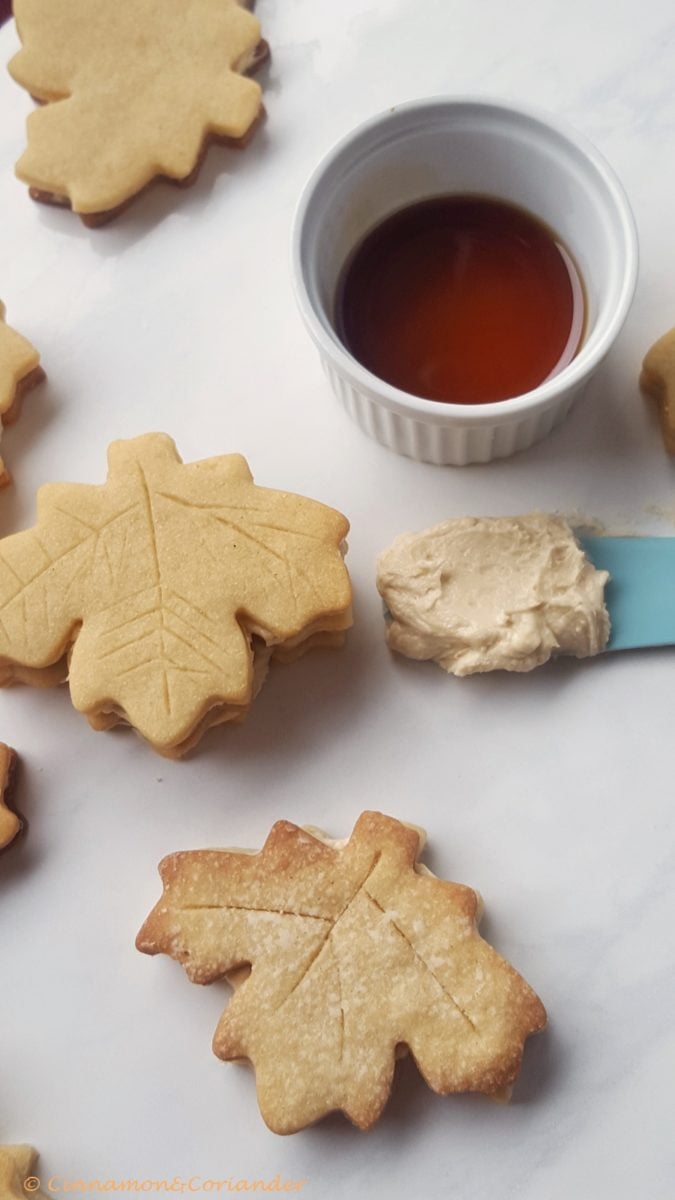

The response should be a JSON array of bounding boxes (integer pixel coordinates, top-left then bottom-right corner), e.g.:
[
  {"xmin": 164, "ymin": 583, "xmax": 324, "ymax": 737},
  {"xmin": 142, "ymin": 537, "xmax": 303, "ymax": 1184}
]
[
  {"xmin": 0, "ymin": 301, "xmax": 44, "ymax": 487},
  {"xmin": 640, "ymin": 326, "xmax": 675, "ymax": 453},
  {"xmin": 0, "ymin": 1146, "xmax": 48, "ymax": 1198},
  {"xmin": 0, "ymin": 743, "xmax": 22, "ymax": 851},
  {"xmin": 9, "ymin": 0, "xmax": 269, "ymax": 226}
]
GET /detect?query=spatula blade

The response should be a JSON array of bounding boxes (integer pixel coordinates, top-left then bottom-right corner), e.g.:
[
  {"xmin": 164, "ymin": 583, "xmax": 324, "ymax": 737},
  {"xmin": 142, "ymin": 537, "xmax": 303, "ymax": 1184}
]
[{"xmin": 580, "ymin": 534, "xmax": 675, "ymax": 651}]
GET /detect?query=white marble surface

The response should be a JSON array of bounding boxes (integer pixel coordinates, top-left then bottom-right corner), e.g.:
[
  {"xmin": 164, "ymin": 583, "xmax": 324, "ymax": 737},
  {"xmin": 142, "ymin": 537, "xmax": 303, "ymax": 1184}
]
[{"xmin": 0, "ymin": 2, "xmax": 674, "ymax": 1197}]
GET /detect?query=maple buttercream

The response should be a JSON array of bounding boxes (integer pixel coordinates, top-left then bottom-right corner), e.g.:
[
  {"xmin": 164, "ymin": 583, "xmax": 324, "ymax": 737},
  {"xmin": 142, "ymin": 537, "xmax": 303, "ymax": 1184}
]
[{"xmin": 377, "ymin": 513, "xmax": 610, "ymax": 675}]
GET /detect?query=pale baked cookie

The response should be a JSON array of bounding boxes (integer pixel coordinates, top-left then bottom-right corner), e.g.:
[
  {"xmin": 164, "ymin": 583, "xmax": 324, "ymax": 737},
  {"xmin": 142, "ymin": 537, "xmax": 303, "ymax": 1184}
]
[
  {"xmin": 377, "ymin": 513, "xmax": 609, "ymax": 676},
  {"xmin": 0, "ymin": 1146, "xmax": 48, "ymax": 1198},
  {"xmin": 640, "ymin": 327, "xmax": 675, "ymax": 453},
  {"xmin": 0, "ymin": 301, "xmax": 44, "ymax": 486},
  {"xmin": 9, "ymin": 0, "xmax": 268, "ymax": 226},
  {"xmin": 137, "ymin": 811, "xmax": 546, "ymax": 1133},
  {"xmin": 0, "ymin": 742, "xmax": 21, "ymax": 851},
  {"xmin": 0, "ymin": 434, "xmax": 352, "ymax": 756}
]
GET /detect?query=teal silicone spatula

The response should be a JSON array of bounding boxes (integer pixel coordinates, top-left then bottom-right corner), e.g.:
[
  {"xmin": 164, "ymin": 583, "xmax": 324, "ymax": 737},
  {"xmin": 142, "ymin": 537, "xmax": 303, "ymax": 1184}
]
[{"xmin": 580, "ymin": 534, "xmax": 675, "ymax": 651}]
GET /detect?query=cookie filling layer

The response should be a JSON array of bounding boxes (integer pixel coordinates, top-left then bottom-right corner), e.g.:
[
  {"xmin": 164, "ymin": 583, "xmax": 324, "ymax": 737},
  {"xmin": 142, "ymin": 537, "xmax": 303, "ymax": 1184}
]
[{"xmin": 377, "ymin": 513, "xmax": 610, "ymax": 675}]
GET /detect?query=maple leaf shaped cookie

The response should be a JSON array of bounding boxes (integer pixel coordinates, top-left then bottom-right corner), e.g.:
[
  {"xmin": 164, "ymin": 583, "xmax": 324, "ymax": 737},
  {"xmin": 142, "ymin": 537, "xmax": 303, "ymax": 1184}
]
[
  {"xmin": 0, "ymin": 434, "xmax": 352, "ymax": 756},
  {"xmin": 0, "ymin": 301, "xmax": 44, "ymax": 486},
  {"xmin": 9, "ymin": 0, "xmax": 267, "ymax": 224},
  {"xmin": 137, "ymin": 812, "xmax": 546, "ymax": 1133},
  {"xmin": 0, "ymin": 1146, "xmax": 48, "ymax": 1199}
]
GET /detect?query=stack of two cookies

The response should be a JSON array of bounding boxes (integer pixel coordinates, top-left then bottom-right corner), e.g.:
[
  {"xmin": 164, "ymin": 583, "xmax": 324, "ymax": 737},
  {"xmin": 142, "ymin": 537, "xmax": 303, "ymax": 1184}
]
[{"xmin": 0, "ymin": 434, "xmax": 352, "ymax": 757}]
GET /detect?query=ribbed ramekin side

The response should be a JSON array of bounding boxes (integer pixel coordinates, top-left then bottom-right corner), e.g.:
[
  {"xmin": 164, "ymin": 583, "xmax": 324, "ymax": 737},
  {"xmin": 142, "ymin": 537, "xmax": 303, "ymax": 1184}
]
[{"xmin": 321, "ymin": 358, "xmax": 580, "ymax": 465}]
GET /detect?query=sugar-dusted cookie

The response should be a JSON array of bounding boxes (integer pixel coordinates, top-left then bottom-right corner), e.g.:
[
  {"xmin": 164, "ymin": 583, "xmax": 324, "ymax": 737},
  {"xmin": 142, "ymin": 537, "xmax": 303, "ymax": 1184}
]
[
  {"xmin": 0, "ymin": 434, "xmax": 352, "ymax": 756},
  {"xmin": 640, "ymin": 326, "xmax": 675, "ymax": 453},
  {"xmin": 0, "ymin": 301, "xmax": 44, "ymax": 486},
  {"xmin": 137, "ymin": 812, "xmax": 546, "ymax": 1133},
  {"xmin": 0, "ymin": 743, "xmax": 21, "ymax": 851},
  {"xmin": 0, "ymin": 1146, "xmax": 48, "ymax": 1199},
  {"xmin": 9, "ymin": 0, "xmax": 268, "ymax": 226}
]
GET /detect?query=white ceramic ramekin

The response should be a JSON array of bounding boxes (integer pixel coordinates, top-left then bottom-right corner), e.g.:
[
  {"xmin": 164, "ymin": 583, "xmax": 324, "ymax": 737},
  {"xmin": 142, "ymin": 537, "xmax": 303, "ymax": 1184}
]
[{"xmin": 292, "ymin": 97, "xmax": 638, "ymax": 465}]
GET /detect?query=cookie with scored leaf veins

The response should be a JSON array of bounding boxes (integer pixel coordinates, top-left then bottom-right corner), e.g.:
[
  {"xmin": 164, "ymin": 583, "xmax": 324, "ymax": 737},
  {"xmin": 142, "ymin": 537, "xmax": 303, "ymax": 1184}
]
[
  {"xmin": 9, "ymin": 0, "xmax": 269, "ymax": 226},
  {"xmin": 0, "ymin": 1146, "xmax": 48, "ymax": 1199},
  {"xmin": 136, "ymin": 812, "xmax": 546, "ymax": 1133},
  {"xmin": 0, "ymin": 434, "xmax": 351, "ymax": 757},
  {"xmin": 0, "ymin": 301, "xmax": 44, "ymax": 486},
  {"xmin": 640, "ymin": 326, "xmax": 675, "ymax": 453},
  {"xmin": 0, "ymin": 742, "xmax": 22, "ymax": 851}
]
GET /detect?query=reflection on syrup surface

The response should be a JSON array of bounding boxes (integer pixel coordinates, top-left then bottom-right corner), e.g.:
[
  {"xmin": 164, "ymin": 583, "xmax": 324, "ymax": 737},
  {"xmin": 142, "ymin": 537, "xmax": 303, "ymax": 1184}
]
[{"xmin": 336, "ymin": 195, "xmax": 586, "ymax": 405}]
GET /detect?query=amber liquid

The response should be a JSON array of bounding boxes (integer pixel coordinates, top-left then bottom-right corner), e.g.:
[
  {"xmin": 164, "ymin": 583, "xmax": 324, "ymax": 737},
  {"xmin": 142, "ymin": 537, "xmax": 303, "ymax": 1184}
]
[{"xmin": 336, "ymin": 196, "xmax": 585, "ymax": 405}]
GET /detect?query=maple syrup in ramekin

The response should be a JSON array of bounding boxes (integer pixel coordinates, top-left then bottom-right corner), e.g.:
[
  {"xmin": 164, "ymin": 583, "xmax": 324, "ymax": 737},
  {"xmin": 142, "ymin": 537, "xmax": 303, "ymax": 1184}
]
[{"xmin": 336, "ymin": 195, "xmax": 586, "ymax": 405}]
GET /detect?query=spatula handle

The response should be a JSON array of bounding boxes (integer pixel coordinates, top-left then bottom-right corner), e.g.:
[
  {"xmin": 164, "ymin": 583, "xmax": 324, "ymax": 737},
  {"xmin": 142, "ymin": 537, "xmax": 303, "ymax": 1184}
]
[{"xmin": 580, "ymin": 535, "xmax": 675, "ymax": 651}]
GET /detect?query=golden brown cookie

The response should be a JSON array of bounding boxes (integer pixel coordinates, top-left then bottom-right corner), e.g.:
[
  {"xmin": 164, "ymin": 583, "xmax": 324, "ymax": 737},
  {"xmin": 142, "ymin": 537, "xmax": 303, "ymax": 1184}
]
[
  {"xmin": 9, "ymin": 0, "xmax": 268, "ymax": 226},
  {"xmin": 640, "ymin": 327, "xmax": 675, "ymax": 453},
  {"xmin": 0, "ymin": 301, "xmax": 44, "ymax": 486},
  {"xmin": 0, "ymin": 434, "xmax": 352, "ymax": 756},
  {"xmin": 0, "ymin": 1146, "xmax": 48, "ymax": 1199},
  {"xmin": 0, "ymin": 743, "xmax": 21, "ymax": 851},
  {"xmin": 137, "ymin": 812, "xmax": 546, "ymax": 1133}
]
